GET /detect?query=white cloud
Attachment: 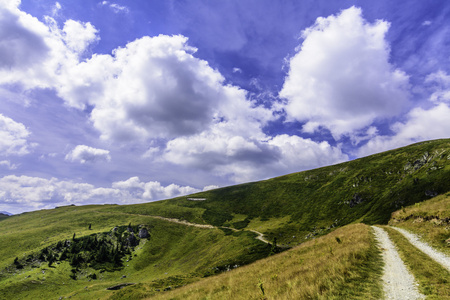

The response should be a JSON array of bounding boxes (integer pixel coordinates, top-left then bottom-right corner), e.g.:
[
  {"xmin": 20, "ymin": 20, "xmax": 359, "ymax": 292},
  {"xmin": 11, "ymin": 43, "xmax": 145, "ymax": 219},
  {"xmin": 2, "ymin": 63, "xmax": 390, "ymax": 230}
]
[
  {"xmin": 100, "ymin": 1, "xmax": 129, "ymax": 13},
  {"xmin": 0, "ymin": 160, "xmax": 17, "ymax": 170},
  {"xmin": 359, "ymin": 103, "xmax": 450, "ymax": 156},
  {"xmin": 164, "ymin": 126, "xmax": 348, "ymax": 182},
  {"xmin": 52, "ymin": 2, "xmax": 61, "ymax": 16},
  {"xmin": 426, "ymin": 70, "xmax": 450, "ymax": 103},
  {"xmin": 203, "ymin": 185, "xmax": 219, "ymax": 191},
  {"xmin": 0, "ymin": 3, "xmax": 50, "ymax": 72},
  {"xmin": 279, "ymin": 6, "xmax": 410, "ymax": 139},
  {"xmin": 58, "ymin": 35, "xmax": 275, "ymax": 142},
  {"xmin": 112, "ymin": 176, "xmax": 200, "ymax": 200},
  {"xmin": 0, "ymin": 3, "xmax": 351, "ymax": 185},
  {"xmin": 0, "ymin": 114, "xmax": 32, "ymax": 156},
  {"xmin": 65, "ymin": 145, "xmax": 111, "ymax": 164},
  {"xmin": 61, "ymin": 19, "xmax": 99, "ymax": 54},
  {"xmin": 422, "ymin": 20, "xmax": 432, "ymax": 26},
  {"xmin": 0, "ymin": 175, "xmax": 202, "ymax": 214},
  {"xmin": 0, "ymin": 2, "xmax": 99, "ymax": 90},
  {"xmin": 359, "ymin": 69, "xmax": 450, "ymax": 156}
]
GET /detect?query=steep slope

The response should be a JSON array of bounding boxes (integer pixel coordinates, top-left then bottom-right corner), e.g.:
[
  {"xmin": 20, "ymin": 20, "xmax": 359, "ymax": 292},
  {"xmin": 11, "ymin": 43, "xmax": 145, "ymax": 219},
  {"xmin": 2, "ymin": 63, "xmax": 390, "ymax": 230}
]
[
  {"xmin": 144, "ymin": 224, "xmax": 383, "ymax": 300},
  {"xmin": 389, "ymin": 191, "xmax": 450, "ymax": 255},
  {"xmin": 108, "ymin": 139, "xmax": 450, "ymax": 245}
]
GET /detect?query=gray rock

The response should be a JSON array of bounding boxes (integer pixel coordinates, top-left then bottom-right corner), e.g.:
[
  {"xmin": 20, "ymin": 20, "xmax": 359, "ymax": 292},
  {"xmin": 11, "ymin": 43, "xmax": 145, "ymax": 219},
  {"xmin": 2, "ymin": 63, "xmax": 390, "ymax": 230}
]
[{"xmin": 139, "ymin": 228, "xmax": 150, "ymax": 239}]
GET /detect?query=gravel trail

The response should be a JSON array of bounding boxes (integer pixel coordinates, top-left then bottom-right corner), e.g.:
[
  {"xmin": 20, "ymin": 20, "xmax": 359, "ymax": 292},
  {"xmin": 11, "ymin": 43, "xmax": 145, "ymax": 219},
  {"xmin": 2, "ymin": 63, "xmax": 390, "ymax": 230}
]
[
  {"xmin": 372, "ymin": 226, "xmax": 424, "ymax": 300},
  {"xmin": 392, "ymin": 227, "xmax": 450, "ymax": 273}
]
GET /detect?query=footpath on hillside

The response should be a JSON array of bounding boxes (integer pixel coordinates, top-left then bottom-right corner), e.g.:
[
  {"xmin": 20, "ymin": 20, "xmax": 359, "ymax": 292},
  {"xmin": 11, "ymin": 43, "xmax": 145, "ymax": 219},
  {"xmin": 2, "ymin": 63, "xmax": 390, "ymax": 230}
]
[
  {"xmin": 111, "ymin": 211, "xmax": 280, "ymax": 246},
  {"xmin": 392, "ymin": 227, "xmax": 450, "ymax": 273},
  {"xmin": 372, "ymin": 226, "xmax": 425, "ymax": 300}
]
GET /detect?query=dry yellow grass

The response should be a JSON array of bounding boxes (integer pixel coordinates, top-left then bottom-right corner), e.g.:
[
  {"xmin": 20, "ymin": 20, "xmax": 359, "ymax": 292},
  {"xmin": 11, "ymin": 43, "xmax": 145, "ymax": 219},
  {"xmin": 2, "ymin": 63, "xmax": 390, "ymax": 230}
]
[
  {"xmin": 149, "ymin": 223, "xmax": 382, "ymax": 300},
  {"xmin": 389, "ymin": 193, "xmax": 450, "ymax": 254}
]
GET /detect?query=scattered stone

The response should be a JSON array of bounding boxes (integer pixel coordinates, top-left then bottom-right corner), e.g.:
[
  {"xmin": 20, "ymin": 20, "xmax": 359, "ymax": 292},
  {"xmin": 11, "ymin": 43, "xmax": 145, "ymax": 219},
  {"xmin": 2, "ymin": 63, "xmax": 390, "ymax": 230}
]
[
  {"xmin": 139, "ymin": 228, "xmax": 150, "ymax": 239},
  {"xmin": 121, "ymin": 275, "xmax": 126, "ymax": 279},
  {"xmin": 348, "ymin": 193, "xmax": 366, "ymax": 208}
]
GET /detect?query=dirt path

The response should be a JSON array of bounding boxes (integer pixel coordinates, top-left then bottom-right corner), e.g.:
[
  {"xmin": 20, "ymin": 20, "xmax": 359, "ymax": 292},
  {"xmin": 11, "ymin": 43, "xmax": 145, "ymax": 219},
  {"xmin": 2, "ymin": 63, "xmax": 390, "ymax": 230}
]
[
  {"xmin": 248, "ymin": 229, "xmax": 272, "ymax": 244},
  {"xmin": 372, "ymin": 226, "xmax": 425, "ymax": 300},
  {"xmin": 392, "ymin": 227, "xmax": 450, "ymax": 273},
  {"xmin": 115, "ymin": 211, "xmax": 275, "ymax": 245},
  {"xmin": 149, "ymin": 215, "xmax": 215, "ymax": 229}
]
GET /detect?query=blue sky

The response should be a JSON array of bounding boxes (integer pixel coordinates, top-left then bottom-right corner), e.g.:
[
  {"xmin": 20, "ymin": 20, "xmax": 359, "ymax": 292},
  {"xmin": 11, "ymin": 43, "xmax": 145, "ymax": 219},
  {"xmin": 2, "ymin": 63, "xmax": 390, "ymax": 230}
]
[{"xmin": 1, "ymin": 0, "xmax": 449, "ymax": 214}]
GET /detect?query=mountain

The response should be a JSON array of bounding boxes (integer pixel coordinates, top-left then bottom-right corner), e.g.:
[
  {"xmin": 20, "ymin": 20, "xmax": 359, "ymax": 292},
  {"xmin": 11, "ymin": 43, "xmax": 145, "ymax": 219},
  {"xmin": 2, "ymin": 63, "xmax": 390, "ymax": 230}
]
[
  {"xmin": 113, "ymin": 138, "xmax": 450, "ymax": 245},
  {"xmin": 0, "ymin": 211, "xmax": 12, "ymax": 216},
  {"xmin": 0, "ymin": 139, "xmax": 449, "ymax": 299}
]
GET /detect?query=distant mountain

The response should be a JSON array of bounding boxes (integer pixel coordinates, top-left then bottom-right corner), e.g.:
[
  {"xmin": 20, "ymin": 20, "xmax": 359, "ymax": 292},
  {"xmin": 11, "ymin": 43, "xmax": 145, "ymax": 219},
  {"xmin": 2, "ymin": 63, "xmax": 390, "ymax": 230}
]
[{"xmin": 0, "ymin": 211, "xmax": 12, "ymax": 216}]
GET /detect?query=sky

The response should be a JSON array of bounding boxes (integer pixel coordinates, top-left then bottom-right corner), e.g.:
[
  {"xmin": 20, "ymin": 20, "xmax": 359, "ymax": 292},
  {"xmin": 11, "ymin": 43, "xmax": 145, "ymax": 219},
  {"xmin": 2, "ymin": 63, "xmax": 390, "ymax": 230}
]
[{"xmin": 1, "ymin": 0, "xmax": 450, "ymax": 214}]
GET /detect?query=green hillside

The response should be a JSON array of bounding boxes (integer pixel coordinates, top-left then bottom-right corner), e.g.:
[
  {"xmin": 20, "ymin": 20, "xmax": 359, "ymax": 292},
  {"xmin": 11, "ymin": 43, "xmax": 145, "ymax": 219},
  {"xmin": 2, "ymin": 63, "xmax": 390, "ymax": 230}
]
[
  {"xmin": 108, "ymin": 139, "xmax": 450, "ymax": 245},
  {"xmin": 0, "ymin": 139, "xmax": 449, "ymax": 299},
  {"xmin": 389, "ymin": 191, "xmax": 450, "ymax": 255}
]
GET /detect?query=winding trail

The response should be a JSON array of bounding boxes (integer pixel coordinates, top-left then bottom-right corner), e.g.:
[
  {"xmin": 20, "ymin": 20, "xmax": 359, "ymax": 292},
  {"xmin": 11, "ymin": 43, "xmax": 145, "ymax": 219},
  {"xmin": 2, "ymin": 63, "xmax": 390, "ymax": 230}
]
[
  {"xmin": 372, "ymin": 226, "xmax": 425, "ymax": 300},
  {"xmin": 248, "ymin": 229, "xmax": 272, "ymax": 244},
  {"xmin": 392, "ymin": 227, "xmax": 450, "ymax": 273},
  {"xmin": 108, "ymin": 211, "xmax": 276, "ymax": 246},
  {"xmin": 149, "ymin": 215, "xmax": 215, "ymax": 229}
]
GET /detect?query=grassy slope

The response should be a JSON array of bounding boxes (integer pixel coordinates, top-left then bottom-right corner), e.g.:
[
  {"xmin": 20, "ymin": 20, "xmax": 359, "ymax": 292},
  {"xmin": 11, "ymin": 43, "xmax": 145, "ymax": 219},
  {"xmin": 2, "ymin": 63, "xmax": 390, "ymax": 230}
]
[
  {"xmin": 389, "ymin": 192, "xmax": 450, "ymax": 255},
  {"xmin": 0, "ymin": 207, "xmax": 273, "ymax": 300},
  {"xmin": 381, "ymin": 192, "xmax": 450, "ymax": 299},
  {"xmin": 112, "ymin": 139, "xmax": 450, "ymax": 245},
  {"xmin": 150, "ymin": 224, "xmax": 383, "ymax": 300}
]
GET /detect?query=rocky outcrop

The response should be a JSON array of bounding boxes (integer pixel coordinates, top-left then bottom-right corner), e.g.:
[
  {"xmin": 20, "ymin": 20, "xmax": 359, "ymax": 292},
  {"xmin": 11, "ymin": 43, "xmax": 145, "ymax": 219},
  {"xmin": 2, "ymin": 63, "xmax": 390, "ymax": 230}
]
[
  {"xmin": 139, "ymin": 228, "xmax": 150, "ymax": 239},
  {"xmin": 348, "ymin": 193, "xmax": 366, "ymax": 208},
  {"xmin": 106, "ymin": 283, "xmax": 135, "ymax": 290}
]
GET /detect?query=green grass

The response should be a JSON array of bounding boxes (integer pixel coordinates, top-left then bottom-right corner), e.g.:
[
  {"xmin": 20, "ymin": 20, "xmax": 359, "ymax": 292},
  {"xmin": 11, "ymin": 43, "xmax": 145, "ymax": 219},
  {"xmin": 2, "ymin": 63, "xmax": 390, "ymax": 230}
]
[
  {"xmin": 389, "ymin": 192, "xmax": 450, "ymax": 255},
  {"xmin": 150, "ymin": 224, "xmax": 383, "ymax": 300},
  {"xmin": 0, "ymin": 209, "xmax": 275, "ymax": 300},
  {"xmin": 383, "ymin": 226, "xmax": 450, "ymax": 299}
]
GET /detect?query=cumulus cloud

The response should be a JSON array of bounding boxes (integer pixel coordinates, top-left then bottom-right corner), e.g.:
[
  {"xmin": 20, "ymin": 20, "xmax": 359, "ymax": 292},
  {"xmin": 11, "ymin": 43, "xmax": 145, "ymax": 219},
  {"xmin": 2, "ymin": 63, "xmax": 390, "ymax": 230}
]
[
  {"xmin": 164, "ymin": 126, "xmax": 348, "ymax": 182},
  {"xmin": 279, "ymin": 6, "xmax": 410, "ymax": 139},
  {"xmin": 359, "ymin": 69, "xmax": 450, "ymax": 156},
  {"xmin": 58, "ymin": 35, "xmax": 275, "ymax": 142},
  {"xmin": 0, "ymin": 3, "xmax": 350, "ymax": 184},
  {"xmin": 0, "ymin": 3, "xmax": 50, "ymax": 71},
  {"xmin": 0, "ymin": 1, "xmax": 98, "ymax": 90},
  {"xmin": 359, "ymin": 103, "xmax": 450, "ymax": 156},
  {"xmin": 0, "ymin": 175, "xmax": 201, "ymax": 214},
  {"xmin": 65, "ymin": 145, "xmax": 111, "ymax": 164},
  {"xmin": 0, "ymin": 114, "xmax": 32, "ymax": 156}
]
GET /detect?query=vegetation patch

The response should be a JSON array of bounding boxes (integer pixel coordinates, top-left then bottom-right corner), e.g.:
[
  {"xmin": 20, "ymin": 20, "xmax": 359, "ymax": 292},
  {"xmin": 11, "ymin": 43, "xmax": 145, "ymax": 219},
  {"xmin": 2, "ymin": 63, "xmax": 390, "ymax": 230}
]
[{"xmin": 2, "ymin": 224, "xmax": 149, "ymax": 279}]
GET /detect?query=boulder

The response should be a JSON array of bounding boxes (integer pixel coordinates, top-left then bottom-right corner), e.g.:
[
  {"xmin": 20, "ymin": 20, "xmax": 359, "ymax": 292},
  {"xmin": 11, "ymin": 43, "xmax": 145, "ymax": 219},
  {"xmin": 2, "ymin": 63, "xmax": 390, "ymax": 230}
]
[{"xmin": 139, "ymin": 228, "xmax": 150, "ymax": 239}]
